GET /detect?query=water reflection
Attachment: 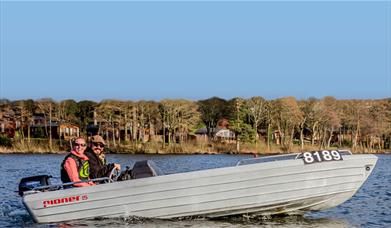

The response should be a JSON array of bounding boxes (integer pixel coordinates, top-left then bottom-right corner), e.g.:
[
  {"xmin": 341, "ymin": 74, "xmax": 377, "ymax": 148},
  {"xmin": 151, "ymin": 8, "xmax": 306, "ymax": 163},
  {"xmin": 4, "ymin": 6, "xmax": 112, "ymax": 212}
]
[{"xmin": 58, "ymin": 215, "xmax": 351, "ymax": 228}]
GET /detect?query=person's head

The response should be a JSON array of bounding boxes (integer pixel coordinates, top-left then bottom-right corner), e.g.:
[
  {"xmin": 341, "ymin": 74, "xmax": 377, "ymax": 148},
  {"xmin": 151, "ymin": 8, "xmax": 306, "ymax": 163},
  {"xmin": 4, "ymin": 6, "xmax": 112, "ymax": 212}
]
[
  {"xmin": 73, "ymin": 137, "xmax": 87, "ymax": 154},
  {"xmin": 90, "ymin": 135, "xmax": 106, "ymax": 155}
]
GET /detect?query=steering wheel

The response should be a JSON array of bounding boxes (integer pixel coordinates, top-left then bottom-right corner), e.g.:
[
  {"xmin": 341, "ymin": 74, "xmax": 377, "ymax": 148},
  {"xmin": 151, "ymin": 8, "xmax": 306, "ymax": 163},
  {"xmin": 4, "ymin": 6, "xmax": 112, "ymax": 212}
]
[{"xmin": 108, "ymin": 167, "xmax": 120, "ymax": 182}]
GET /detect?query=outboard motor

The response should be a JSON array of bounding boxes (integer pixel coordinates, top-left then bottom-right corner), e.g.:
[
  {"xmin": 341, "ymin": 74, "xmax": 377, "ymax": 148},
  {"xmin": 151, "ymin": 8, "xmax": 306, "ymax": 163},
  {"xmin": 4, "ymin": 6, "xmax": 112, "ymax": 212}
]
[{"xmin": 18, "ymin": 175, "xmax": 52, "ymax": 196}]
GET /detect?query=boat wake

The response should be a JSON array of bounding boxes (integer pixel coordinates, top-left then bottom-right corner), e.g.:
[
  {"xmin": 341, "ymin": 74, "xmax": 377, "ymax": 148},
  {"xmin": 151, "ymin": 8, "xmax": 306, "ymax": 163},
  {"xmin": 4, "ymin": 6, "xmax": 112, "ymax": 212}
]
[
  {"xmin": 0, "ymin": 200, "xmax": 33, "ymax": 227},
  {"xmin": 64, "ymin": 214, "xmax": 351, "ymax": 228}
]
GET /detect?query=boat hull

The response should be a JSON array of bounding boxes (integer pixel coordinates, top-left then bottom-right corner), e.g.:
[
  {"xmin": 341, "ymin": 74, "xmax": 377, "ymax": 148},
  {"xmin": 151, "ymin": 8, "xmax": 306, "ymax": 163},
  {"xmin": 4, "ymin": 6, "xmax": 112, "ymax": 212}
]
[{"xmin": 22, "ymin": 154, "xmax": 377, "ymax": 223}]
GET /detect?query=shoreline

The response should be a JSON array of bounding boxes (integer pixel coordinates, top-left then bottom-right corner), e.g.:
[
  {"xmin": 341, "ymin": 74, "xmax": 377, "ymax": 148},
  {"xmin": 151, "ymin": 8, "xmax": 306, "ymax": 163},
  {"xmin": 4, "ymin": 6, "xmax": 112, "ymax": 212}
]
[
  {"xmin": 1, "ymin": 149, "xmax": 390, "ymax": 155},
  {"xmin": 1, "ymin": 141, "xmax": 390, "ymax": 155}
]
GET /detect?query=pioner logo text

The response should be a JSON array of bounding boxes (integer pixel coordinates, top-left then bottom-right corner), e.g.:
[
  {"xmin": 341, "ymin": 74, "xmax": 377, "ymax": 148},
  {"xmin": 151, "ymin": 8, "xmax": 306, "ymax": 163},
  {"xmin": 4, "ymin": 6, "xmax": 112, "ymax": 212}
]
[{"xmin": 43, "ymin": 195, "xmax": 88, "ymax": 208}]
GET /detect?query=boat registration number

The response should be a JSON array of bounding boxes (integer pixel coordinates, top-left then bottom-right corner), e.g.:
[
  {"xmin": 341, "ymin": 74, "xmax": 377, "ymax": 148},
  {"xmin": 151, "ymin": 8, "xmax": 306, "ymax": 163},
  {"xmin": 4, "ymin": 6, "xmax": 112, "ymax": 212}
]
[{"xmin": 301, "ymin": 150, "xmax": 343, "ymax": 164}]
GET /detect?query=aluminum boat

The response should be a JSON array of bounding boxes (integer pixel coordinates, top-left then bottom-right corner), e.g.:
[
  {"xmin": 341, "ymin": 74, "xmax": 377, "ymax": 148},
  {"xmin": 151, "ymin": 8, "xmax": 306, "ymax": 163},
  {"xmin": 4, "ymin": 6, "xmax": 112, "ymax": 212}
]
[{"xmin": 19, "ymin": 150, "xmax": 377, "ymax": 223}]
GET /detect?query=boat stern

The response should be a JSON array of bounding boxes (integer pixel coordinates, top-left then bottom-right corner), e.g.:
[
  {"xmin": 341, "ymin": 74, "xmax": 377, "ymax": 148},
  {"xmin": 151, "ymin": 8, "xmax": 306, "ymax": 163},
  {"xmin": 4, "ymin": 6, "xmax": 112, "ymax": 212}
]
[{"xmin": 22, "ymin": 194, "xmax": 40, "ymax": 223}]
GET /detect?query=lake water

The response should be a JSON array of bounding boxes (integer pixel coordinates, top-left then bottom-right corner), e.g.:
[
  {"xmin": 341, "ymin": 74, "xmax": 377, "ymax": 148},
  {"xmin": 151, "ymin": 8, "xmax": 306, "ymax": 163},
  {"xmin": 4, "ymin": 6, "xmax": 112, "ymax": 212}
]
[{"xmin": 0, "ymin": 153, "xmax": 390, "ymax": 228}]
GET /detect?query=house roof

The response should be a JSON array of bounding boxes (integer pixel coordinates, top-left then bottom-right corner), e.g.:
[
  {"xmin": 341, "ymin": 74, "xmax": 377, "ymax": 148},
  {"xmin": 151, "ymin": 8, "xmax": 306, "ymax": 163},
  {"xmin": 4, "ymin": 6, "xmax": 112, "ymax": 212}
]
[
  {"xmin": 215, "ymin": 129, "xmax": 235, "ymax": 138},
  {"xmin": 30, "ymin": 122, "xmax": 79, "ymax": 128},
  {"xmin": 195, "ymin": 127, "xmax": 216, "ymax": 135},
  {"xmin": 195, "ymin": 127, "xmax": 234, "ymax": 135}
]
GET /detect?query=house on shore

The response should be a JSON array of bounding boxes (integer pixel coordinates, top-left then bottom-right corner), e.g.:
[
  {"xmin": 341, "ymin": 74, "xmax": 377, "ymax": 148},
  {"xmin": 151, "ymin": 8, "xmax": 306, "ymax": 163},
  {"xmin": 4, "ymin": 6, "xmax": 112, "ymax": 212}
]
[
  {"xmin": 0, "ymin": 109, "xmax": 18, "ymax": 138},
  {"xmin": 194, "ymin": 118, "xmax": 235, "ymax": 143},
  {"xmin": 28, "ymin": 116, "xmax": 80, "ymax": 140}
]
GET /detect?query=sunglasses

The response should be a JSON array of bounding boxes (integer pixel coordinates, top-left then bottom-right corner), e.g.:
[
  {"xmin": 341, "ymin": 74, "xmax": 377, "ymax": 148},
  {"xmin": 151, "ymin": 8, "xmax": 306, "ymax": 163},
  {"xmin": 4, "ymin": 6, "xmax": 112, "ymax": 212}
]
[
  {"xmin": 74, "ymin": 143, "xmax": 86, "ymax": 147},
  {"xmin": 93, "ymin": 143, "xmax": 105, "ymax": 148}
]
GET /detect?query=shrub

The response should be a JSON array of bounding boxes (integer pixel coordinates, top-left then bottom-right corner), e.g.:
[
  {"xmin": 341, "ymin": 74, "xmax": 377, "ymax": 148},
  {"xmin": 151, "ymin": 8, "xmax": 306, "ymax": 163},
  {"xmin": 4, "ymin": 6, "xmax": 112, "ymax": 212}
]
[{"xmin": 0, "ymin": 136, "xmax": 12, "ymax": 147}]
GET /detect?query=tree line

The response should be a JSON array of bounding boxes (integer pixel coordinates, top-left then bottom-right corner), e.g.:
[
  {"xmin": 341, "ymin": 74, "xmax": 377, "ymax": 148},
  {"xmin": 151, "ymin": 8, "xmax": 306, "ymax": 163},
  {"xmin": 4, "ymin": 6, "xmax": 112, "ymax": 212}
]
[{"xmin": 0, "ymin": 96, "xmax": 390, "ymax": 152}]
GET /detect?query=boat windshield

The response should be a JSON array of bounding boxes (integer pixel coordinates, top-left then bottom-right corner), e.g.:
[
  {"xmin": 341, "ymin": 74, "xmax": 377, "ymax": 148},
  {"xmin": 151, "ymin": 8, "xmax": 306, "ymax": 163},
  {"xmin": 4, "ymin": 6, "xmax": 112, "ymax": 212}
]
[
  {"xmin": 236, "ymin": 154, "xmax": 299, "ymax": 166},
  {"xmin": 145, "ymin": 160, "xmax": 164, "ymax": 176}
]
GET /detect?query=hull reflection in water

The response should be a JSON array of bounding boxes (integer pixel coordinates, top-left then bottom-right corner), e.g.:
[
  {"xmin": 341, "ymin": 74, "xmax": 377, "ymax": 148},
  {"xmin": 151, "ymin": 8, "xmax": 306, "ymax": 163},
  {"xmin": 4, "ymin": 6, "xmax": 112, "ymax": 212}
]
[
  {"xmin": 63, "ymin": 215, "xmax": 351, "ymax": 228},
  {"xmin": 20, "ymin": 150, "xmax": 377, "ymax": 223}
]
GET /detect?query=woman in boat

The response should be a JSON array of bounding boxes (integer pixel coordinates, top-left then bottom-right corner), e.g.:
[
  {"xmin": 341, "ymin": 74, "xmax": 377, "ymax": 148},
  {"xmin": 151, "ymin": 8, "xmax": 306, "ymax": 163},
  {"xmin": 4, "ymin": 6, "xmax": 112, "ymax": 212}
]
[
  {"xmin": 60, "ymin": 137, "xmax": 95, "ymax": 187},
  {"xmin": 85, "ymin": 135, "xmax": 121, "ymax": 179}
]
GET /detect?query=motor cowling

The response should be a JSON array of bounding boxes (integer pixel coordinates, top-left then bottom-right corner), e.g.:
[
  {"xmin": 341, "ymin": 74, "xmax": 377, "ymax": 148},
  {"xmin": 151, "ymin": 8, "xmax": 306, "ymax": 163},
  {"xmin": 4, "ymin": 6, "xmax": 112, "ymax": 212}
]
[{"xmin": 18, "ymin": 175, "xmax": 52, "ymax": 196}]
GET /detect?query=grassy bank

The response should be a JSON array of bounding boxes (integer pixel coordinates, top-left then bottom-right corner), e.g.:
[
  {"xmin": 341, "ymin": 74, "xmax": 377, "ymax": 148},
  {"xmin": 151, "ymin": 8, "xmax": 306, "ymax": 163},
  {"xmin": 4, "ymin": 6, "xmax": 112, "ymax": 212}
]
[
  {"xmin": 0, "ymin": 139, "xmax": 389, "ymax": 155},
  {"xmin": 0, "ymin": 140, "xmax": 64, "ymax": 154}
]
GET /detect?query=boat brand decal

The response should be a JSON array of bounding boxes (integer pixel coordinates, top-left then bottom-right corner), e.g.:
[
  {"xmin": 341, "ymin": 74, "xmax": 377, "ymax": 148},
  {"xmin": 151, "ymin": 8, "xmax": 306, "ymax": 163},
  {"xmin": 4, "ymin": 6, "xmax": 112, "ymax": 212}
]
[
  {"xmin": 43, "ymin": 195, "xmax": 88, "ymax": 208},
  {"xmin": 300, "ymin": 150, "xmax": 343, "ymax": 164}
]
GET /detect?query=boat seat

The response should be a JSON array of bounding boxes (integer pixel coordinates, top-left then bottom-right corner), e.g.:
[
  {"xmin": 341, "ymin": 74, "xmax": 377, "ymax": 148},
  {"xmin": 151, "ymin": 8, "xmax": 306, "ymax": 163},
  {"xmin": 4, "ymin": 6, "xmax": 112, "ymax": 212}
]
[{"xmin": 131, "ymin": 160, "xmax": 162, "ymax": 179}]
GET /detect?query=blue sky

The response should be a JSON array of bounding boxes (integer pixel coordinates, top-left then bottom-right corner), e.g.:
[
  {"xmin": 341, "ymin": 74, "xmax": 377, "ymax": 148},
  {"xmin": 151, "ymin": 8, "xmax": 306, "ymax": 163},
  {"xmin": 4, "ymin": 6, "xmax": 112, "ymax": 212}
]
[{"xmin": 1, "ymin": 1, "xmax": 390, "ymax": 102}]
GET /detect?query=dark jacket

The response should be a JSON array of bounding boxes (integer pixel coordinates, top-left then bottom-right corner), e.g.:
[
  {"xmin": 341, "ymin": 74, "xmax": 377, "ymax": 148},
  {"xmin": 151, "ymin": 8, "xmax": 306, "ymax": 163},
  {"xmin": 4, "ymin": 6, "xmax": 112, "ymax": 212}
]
[{"xmin": 84, "ymin": 148, "xmax": 114, "ymax": 179}]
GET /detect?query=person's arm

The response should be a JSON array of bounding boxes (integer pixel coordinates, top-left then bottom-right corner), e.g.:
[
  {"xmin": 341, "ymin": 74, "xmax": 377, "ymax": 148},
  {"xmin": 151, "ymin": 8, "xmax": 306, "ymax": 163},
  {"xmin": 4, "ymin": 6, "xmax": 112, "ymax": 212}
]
[
  {"xmin": 87, "ymin": 151, "xmax": 115, "ymax": 178},
  {"xmin": 64, "ymin": 158, "xmax": 94, "ymax": 187},
  {"xmin": 95, "ymin": 162, "xmax": 115, "ymax": 178}
]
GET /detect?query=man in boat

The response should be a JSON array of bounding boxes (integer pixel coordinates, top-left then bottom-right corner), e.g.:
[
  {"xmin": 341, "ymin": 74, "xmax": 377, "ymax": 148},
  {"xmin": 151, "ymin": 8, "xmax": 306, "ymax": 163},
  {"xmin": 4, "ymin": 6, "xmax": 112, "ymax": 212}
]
[
  {"xmin": 85, "ymin": 135, "xmax": 121, "ymax": 179},
  {"xmin": 60, "ymin": 137, "xmax": 95, "ymax": 187}
]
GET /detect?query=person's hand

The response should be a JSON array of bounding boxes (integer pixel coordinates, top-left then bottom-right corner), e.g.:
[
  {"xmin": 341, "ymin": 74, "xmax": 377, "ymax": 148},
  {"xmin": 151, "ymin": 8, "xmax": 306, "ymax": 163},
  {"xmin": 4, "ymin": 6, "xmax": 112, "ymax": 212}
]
[{"xmin": 114, "ymin": 163, "xmax": 121, "ymax": 170}]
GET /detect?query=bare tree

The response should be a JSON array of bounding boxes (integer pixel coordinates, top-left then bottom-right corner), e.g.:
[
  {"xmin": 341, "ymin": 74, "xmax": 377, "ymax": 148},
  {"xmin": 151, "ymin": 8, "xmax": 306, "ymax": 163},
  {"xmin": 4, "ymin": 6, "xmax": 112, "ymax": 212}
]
[
  {"xmin": 13, "ymin": 100, "xmax": 35, "ymax": 144},
  {"xmin": 159, "ymin": 99, "xmax": 200, "ymax": 145},
  {"xmin": 273, "ymin": 97, "xmax": 302, "ymax": 151},
  {"xmin": 246, "ymin": 96, "xmax": 267, "ymax": 151},
  {"xmin": 318, "ymin": 97, "xmax": 341, "ymax": 148},
  {"xmin": 341, "ymin": 100, "xmax": 365, "ymax": 149},
  {"xmin": 36, "ymin": 98, "xmax": 57, "ymax": 149},
  {"xmin": 143, "ymin": 101, "xmax": 160, "ymax": 142},
  {"xmin": 297, "ymin": 99, "xmax": 312, "ymax": 149},
  {"xmin": 96, "ymin": 100, "xmax": 123, "ymax": 147}
]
